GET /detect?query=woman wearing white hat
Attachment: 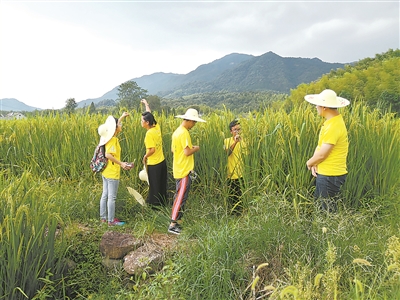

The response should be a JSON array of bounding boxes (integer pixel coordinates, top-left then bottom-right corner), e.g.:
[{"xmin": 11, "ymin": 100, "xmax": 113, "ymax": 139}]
[
  {"xmin": 140, "ymin": 99, "xmax": 167, "ymax": 206},
  {"xmin": 168, "ymin": 108, "xmax": 206, "ymax": 235},
  {"xmin": 98, "ymin": 112, "xmax": 132, "ymax": 226},
  {"xmin": 305, "ymin": 89, "xmax": 350, "ymax": 213}
]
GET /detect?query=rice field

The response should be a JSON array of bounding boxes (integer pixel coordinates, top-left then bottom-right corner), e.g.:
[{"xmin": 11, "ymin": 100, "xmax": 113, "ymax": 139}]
[{"xmin": 0, "ymin": 101, "xmax": 399, "ymax": 299}]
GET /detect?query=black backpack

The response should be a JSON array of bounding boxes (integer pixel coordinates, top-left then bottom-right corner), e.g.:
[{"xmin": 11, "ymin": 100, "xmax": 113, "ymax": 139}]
[{"xmin": 90, "ymin": 144, "xmax": 108, "ymax": 173}]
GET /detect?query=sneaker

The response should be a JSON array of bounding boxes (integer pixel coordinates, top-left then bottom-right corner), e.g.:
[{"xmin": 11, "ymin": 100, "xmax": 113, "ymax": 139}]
[
  {"xmin": 100, "ymin": 218, "xmax": 107, "ymax": 223},
  {"xmin": 168, "ymin": 223, "xmax": 181, "ymax": 235},
  {"xmin": 108, "ymin": 218, "xmax": 125, "ymax": 226}
]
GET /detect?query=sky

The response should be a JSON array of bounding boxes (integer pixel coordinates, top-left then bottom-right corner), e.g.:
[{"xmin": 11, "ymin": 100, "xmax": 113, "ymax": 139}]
[{"xmin": 0, "ymin": 1, "xmax": 399, "ymax": 110}]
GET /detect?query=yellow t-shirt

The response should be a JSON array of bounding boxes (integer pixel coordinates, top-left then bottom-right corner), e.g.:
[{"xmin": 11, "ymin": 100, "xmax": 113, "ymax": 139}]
[
  {"xmin": 171, "ymin": 125, "xmax": 193, "ymax": 179},
  {"xmin": 144, "ymin": 124, "xmax": 165, "ymax": 165},
  {"xmin": 101, "ymin": 137, "xmax": 121, "ymax": 179},
  {"xmin": 224, "ymin": 137, "xmax": 246, "ymax": 179},
  {"xmin": 317, "ymin": 114, "xmax": 348, "ymax": 176}
]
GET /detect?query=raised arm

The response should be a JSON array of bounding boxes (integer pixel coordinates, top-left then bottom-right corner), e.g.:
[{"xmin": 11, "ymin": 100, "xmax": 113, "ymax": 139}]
[
  {"xmin": 118, "ymin": 111, "xmax": 129, "ymax": 124},
  {"xmin": 141, "ymin": 99, "xmax": 151, "ymax": 112}
]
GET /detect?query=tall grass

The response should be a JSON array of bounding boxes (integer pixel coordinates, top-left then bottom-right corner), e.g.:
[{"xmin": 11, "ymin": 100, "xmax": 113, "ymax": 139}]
[
  {"xmin": 0, "ymin": 171, "xmax": 66, "ymax": 299},
  {"xmin": 0, "ymin": 102, "xmax": 398, "ymax": 298},
  {"xmin": 1, "ymin": 103, "xmax": 398, "ymax": 209},
  {"xmin": 345, "ymin": 101, "xmax": 400, "ymax": 205}
]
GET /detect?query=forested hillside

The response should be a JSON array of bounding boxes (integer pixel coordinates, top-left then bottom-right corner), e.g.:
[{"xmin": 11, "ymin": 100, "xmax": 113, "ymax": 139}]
[
  {"xmin": 160, "ymin": 91, "xmax": 287, "ymax": 113},
  {"xmin": 286, "ymin": 49, "xmax": 400, "ymax": 112},
  {"xmin": 162, "ymin": 49, "xmax": 399, "ymax": 114},
  {"xmin": 23, "ymin": 49, "xmax": 398, "ymax": 116},
  {"xmin": 159, "ymin": 52, "xmax": 345, "ymax": 98}
]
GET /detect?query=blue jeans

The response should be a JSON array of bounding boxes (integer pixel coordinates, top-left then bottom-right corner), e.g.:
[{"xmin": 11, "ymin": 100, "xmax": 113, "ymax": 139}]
[
  {"xmin": 100, "ymin": 176, "xmax": 120, "ymax": 222},
  {"xmin": 315, "ymin": 174, "xmax": 347, "ymax": 213}
]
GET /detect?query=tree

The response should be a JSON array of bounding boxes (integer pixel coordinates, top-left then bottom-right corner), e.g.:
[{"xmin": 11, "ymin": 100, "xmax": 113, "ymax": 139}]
[
  {"xmin": 142, "ymin": 95, "xmax": 162, "ymax": 112},
  {"xmin": 117, "ymin": 80, "xmax": 148, "ymax": 110},
  {"xmin": 88, "ymin": 102, "xmax": 96, "ymax": 114},
  {"xmin": 65, "ymin": 98, "xmax": 77, "ymax": 115},
  {"xmin": 98, "ymin": 99, "xmax": 116, "ymax": 107}
]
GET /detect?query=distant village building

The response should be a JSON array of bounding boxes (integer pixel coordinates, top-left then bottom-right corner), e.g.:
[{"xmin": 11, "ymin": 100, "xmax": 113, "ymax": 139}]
[{"xmin": 0, "ymin": 112, "xmax": 26, "ymax": 120}]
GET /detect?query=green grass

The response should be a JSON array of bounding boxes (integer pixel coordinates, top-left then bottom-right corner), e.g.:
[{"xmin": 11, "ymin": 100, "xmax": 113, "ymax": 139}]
[{"xmin": 0, "ymin": 103, "xmax": 399, "ymax": 299}]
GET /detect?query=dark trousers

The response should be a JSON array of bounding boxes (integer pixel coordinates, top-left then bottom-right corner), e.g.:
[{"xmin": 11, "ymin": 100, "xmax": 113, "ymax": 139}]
[
  {"xmin": 147, "ymin": 160, "xmax": 168, "ymax": 206},
  {"xmin": 227, "ymin": 178, "xmax": 243, "ymax": 214},
  {"xmin": 315, "ymin": 174, "xmax": 347, "ymax": 213}
]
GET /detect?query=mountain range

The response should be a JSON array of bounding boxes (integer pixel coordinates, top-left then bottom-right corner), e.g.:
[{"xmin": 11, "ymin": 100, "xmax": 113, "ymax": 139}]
[
  {"xmin": 76, "ymin": 51, "xmax": 346, "ymax": 108},
  {"xmin": 0, "ymin": 98, "xmax": 41, "ymax": 113},
  {"xmin": 1, "ymin": 51, "xmax": 347, "ymax": 111}
]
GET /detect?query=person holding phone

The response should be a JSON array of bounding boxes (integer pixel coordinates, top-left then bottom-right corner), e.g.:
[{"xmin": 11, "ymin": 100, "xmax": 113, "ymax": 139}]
[
  {"xmin": 98, "ymin": 112, "xmax": 131, "ymax": 226},
  {"xmin": 224, "ymin": 119, "xmax": 246, "ymax": 215}
]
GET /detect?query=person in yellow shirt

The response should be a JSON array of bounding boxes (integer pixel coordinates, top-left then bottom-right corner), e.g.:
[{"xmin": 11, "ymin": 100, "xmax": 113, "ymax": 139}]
[
  {"xmin": 168, "ymin": 108, "xmax": 206, "ymax": 235},
  {"xmin": 305, "ymin": 89, "xmax": 350, "ymax": 213},
  {"xmin": 98, "ymin": 112, "xmax": 132, "ymax": 226},
  {"xmin": 224, "ymin": 119, "xmax": 245, "ymax": 214},
  {"xmin": 140, "ymin": 99, "xmax": 167, "ymax": 206}
]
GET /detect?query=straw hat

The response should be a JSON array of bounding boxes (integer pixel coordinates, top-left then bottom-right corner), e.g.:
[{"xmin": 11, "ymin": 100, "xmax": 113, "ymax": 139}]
[
  {"xmin": 175, "ymin": 108, "xmax": 206, "ymax": 122},
  {"xmin": 304, "ymin": 89, "xmax": 350, "ymax": 108},
  {"xmin": 139, "ymin": 168, "xmax": 149, "ymax": 184},
  {"xmin": 98, "ymin": 116, "xmax": 116, "ymax": 146},
  {"xmin": 126, "ymin": 187, "xmax": 146, "ymax": 206}
]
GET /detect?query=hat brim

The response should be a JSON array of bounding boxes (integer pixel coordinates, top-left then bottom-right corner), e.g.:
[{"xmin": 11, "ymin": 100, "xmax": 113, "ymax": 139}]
[
  {"xmin": 175, "ymin": 115, "xmax": 206, "ymax": 122},
  {"xmin": 139, "ymin": 169, "xmax": 149, "ymax": 185},
  {"xmin": 98, "ymin": 116, "xmax": 116, "ymax": 145},
  {"xmin": 99, "ymin": 135, "xmax": 113, "ymax": 146},
  {"xmin": 127, "ymin": 187, "xmax": 146, "ymax": 206},
  {"xmin": 304, "ymin": 94, "xmax": 350, "ymax": 108}
]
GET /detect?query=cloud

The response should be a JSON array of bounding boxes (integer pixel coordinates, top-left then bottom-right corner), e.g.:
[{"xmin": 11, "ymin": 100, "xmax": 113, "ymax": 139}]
[
  {"xmin": 0, "ymin": 1, "xmax": 398, "ymax": 109},
  {"xmin": 1, "ymin": 3, "xmax": 138, "ymax": 108}
]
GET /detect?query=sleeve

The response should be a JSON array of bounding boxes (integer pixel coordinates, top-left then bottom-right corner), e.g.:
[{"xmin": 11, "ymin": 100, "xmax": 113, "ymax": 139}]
[
  {"xmin": 106, "ymin": 139, "xmax": 117, "ymax": 155},
  {"xmin": 183, "ymin": 130, "xmax": 192, "ymax": 149},
  {"xmin": 223, "ymin": 138, "xmax": 230, "ymax": 150},
  {"xmin": 322, "ymin": 124, "xmax": 339, "ymax": 145},
  {"xmin": 144, "ymin": 131, "xmax": 156, "ymax": 149}
]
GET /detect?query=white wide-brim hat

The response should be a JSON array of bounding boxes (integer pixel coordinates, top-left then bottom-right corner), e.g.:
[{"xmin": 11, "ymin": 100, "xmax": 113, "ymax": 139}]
[
  {"xmin": 304, "ymin": 89, "xmax": 350, "ymax": 108},
  {"xmin": 98, "ymin": 115, "xmax": 116, "ymax": 146},
  {"xmin": 175, "ymin": 108, "xmax": 206, "ymax": 122},
  {"xmin": 139, "ymin": 168, "xmax": 149, "ymax": 185},
  {"xmin": 127, "ymin": 187, "xmax": 146, "ymax": 206}
]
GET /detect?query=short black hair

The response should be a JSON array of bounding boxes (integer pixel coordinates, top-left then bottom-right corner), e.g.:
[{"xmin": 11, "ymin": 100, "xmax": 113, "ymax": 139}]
[{"xmin": 229, "ymin": 119, "xmax": 240, "ymax": 131}]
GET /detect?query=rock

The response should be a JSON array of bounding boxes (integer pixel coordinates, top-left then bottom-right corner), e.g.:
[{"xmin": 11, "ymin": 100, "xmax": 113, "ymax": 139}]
[
  {"xmin": 60, "ymin": 258, "xmax": 77, "ymax": 276},
  {"xmin": 102, "ymin": 257, "xmax": 123, "ymax": 270},
  {"xmin": 99, "ymin": 231, "xmax": 142, "ymax": 259},
  {"xmin": 123, "ymin": 243, "xmax": 164, "ymax": 275}
]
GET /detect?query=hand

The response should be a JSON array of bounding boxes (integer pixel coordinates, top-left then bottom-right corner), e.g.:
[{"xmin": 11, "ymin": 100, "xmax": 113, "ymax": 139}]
[
  {"xmin": 311, "ymin": 166, "xmax": 318, "ymax": 177},
  {"xmin": 142, "ymin": 156, "xmax": 147, "ymax": 165},
  {"xmin": 234, "ymin": 134, "xmax": 241, "ymax": 142},
  {"xmin": 141, "ymin": 99, "xmax": 148, "ymax": 106},
  {"xmin": 121, "ymin": 112, "xmax": 129, "ymax": 118},
  {"xmin": 121, "ymin": 162, "xmax": 132, "ymax": 170},
  {"xmin": 307, "ymin": 162, "xmax": 318, "ymax": 177}
]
